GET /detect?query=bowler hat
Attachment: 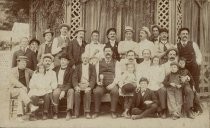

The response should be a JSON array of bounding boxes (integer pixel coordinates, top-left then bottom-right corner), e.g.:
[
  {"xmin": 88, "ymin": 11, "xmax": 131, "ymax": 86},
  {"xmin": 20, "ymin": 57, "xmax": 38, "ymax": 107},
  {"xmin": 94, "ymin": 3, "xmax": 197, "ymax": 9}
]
[
  {"xmin": 59, "ymin": 23, "xmax": 70, "ymax": 30},
  {"xmin": 59, "ymin": 53, "xmax": 70, "ymax": 60},
  {"xmin": 141, "ymin": 26, "xmax": 151, "ymax": 37},
  {"xmin": 29, "ymin": 38, "xmax": 40, "ymax": 45},
  {"xmin": 43, "ymin": 29, "xmax": 54, "ymax": 37},
  {"xmin": 17, "ymin": 56, "xmax": 28, "ymax": 62},
  {"xmin": 121, "ymin": 83, "xmax": 136, "ymax": 94}
]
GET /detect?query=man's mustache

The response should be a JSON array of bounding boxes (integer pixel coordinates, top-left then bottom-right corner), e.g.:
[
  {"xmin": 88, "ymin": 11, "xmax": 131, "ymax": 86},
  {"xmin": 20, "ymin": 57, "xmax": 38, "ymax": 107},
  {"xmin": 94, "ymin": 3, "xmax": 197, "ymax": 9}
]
[{"xmin": 169, "ymin": 57, "xmax": 175, "ymax": 60}]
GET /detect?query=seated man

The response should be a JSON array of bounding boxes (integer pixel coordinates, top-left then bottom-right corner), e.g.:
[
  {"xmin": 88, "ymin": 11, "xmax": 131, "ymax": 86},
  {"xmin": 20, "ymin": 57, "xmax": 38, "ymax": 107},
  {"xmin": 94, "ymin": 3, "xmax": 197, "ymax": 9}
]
[
  {"xmin": 72, "ymin": 53, "xmax": 96, "ymax": 119},
  {"xmin": 93, "ymin": 46, "xmax": 119, "ymax": 118},
  {"xmin": 131, "ymin": 77, "xmax": 158, "ymax": 120},
  {"xmin": 52, "ymin": 53, "xmax": 74, "ymax": 120},
  {"xmin": 9, "ymin": 56, "xmax": 38, "ymax": 121}
]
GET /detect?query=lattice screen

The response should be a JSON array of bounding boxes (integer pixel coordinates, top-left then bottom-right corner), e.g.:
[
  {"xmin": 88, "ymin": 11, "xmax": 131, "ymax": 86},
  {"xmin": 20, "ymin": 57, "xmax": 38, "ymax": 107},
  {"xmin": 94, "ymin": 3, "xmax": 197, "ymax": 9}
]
[
  {"xmin": 157, "ymin": 0, "xmax": 169, "ymax": 29},
  {"xmin": 175, "ymin": 0, "xmax": 183, "ymax": 43},
  {"xmin": 69, "ymin": 0, "xmax": 81, "ymax": 40}
]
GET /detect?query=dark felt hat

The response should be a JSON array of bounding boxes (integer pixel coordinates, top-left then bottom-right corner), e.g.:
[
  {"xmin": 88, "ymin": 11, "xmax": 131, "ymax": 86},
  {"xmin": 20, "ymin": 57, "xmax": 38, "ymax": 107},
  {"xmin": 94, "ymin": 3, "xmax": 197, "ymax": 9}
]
[
  {"xmin": 43, "ymin": 29, "xmax": 54, "ymax": 37},
  {"xmin": 121, "ymin": 83, "xmax": 136, "ymax": 94},
  {"xmin": 59, "ymin": 23, "xmax": 70, "ymax": 30},
  {"xmin": 29, "ymin": 38, "xmax": 40, "ymax": 45}
]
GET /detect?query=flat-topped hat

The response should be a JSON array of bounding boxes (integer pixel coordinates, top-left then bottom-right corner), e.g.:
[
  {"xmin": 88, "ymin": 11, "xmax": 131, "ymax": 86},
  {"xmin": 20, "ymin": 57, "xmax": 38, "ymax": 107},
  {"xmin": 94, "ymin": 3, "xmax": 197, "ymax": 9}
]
[
  {"xmin": 75, "ymin": 27, "xmax": 86, "ymax": 33},
  {"xmin": 17, "ymin": 56, "xmax": 28, "ymax": 61},
  {"xmin": 59, "ymin": 23, "xmax": 70, "ymax": 30},
  {"xmin": 41, "ymin": 53, "xmax": 54, "ymax": 61},
  {"xmin": 141, "ymin": 26, "xmax": 151, "ymax": 37},
  {"xmin": 43, "ymin": 29, "xmax": 54, "ymax": 37},
  {"xmin": 125, "ymin": 26, "xmax": 134, "ymax": 33}
]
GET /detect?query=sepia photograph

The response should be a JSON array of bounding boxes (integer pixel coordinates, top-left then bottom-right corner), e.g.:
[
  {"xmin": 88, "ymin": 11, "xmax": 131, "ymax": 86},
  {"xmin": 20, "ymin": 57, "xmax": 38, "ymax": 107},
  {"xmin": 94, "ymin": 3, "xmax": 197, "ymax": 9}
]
[{"xmin": 0, "ymin": 0, "xmax": 209, "ymax": 128}]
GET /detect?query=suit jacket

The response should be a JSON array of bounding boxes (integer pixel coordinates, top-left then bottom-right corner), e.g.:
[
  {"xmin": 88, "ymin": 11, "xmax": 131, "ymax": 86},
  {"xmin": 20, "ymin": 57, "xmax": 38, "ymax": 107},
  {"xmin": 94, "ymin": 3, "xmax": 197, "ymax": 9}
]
[
  {"xmin": 53, "ymin": 65, "xmax": 74, "ymax": 91},
  {"xmin": 67, "ymin": 39, "xmax": 87, "ymax": 65},
  {"xmin": 105, "ymin": 41, "xmax": 120, "ymax": 61},
  {"xmin": 12, "ymin": 48, "xmax": 38, "ymax": 71},
  {"xmin": 72, "ymin": 64, "xmax": 96, "ymax": 89},
  {"xmin": 133, "ymin": 88, "xmax": 158, "ymax": 109},
  {"xmin": 9, "ymin": 67, "xmax": 33, "ymax": 89},
  {"xmin": 37, "ymin": 42, "xmax": 52, "ymax": 61}
]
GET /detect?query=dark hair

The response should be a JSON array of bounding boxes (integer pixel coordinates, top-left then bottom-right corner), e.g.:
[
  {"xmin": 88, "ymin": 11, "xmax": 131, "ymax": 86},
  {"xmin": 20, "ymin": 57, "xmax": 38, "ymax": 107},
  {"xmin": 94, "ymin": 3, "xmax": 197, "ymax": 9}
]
[
  {"xmin": 160, "ymin": 28, "xmax": 168, "ymax": 34},
  {"xmin": 139, "ymin": 77, "xmax": 149, "ymax": 84},
  {"xmin": 106, "ymin": 28, "xmax": 116, "ymax": 36},
  {"xmin": 91, "ymin": 30, "xmax": 100, "ymax": 35},
  {"xmin": 151, "ymin": 25, "xmax": 160, "ymax": 32},
  {"xmin": 36, "ymin": 63, "xmax": 46, "ymax": 74},
  {"xmin": 178, "ymin": 28, "xmax": 190, "ymax": 35},
  {"xmin": 127, "ymin": 50, "xmax": 135, "ymax": 55},
  {"xmin": 59, "ymin": 53, "xmax": 70, "ymax": 60},
  {"xmin": 178, "ymin": 57, "xmax": 186, "ymax": 62},
  {"xmin": 29, "ymin": 38, "xmax": 40, "ymax": 45},
  {"xmin": 142, "ymin": 49, "xmax": 151, "ymax": 55},
  {"xmin": 103, "ymin": 45, "xmax": 112, "ymax": 51},
  {"xmin": 151, "ymin": 55, "xmax": 160, "ymax": 65}
]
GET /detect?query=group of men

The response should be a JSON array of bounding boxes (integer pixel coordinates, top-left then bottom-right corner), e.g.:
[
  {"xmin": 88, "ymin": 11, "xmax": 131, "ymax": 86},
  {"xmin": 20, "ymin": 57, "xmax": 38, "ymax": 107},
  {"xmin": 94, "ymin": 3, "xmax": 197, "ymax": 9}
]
[{"xmin": 9, "ymin": 23, "xmax": 203, "ymax": 121}]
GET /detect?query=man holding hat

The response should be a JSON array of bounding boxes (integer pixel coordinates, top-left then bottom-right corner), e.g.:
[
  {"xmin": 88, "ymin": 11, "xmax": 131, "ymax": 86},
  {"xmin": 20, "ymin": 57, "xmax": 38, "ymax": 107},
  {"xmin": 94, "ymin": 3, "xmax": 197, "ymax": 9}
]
[
  {"xmin": 37, "ymin": 29, "xmax": 54, "ymax": 61},
  {"xmin": 52, "ymin": 53, "xmax": 74, "ymax": 120},
  {"xmin": 12, "ymin": 37, "xmax": 38, "ymax": 70},
  {"xmin": 105, "ymin": 28, "xmax": 120, "ymax": 61},
  {"xmin": 67, "ymin": 27, "xmax": 87, "ymax": 67},
  {"xmin": 176, "ymin": 27, "xmax": 202, "ymax": 92},
  {"xmin": 137, "ymin": 26, "xmax": 156, "ymax": 60},
  {"xmin": 73, "ymin": 53, "xmax": 96, "ymax": 119},
  {"xmin": 52, "ymin": 23, "xmax": 71, "ymax": 67},
  {"xmin": 118, "ymin": 26, "xmax": 138, "ymax": 59},
  {"xmin": 9, "ymin": 56, "xmax": 38, "ymax": 121},
  {"xmin": 29, "ymin": 38, "xmax": 40, "ymax": 57}
]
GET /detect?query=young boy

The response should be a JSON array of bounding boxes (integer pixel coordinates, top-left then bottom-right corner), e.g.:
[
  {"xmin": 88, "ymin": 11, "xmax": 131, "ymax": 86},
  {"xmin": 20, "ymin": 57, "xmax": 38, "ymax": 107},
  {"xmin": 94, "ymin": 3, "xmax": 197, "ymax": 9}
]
[
  {"xmin": 131, "ymin": 77, "xmax": 158, "ymax": 120},
  {"xmin": 163, "ymin": 62, "xmax": 182, "ymax": 120},
  {"xmin": 178, "ymin": 57, "xmax": 202, "ymax": 118}
]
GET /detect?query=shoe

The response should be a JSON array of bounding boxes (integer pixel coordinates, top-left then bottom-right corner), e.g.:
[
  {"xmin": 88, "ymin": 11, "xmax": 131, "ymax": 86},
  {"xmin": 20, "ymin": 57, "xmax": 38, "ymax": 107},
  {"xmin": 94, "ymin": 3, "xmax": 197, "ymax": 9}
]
[
  {"xmin": 92, "ymin": 113, "xmax": 98, "ymax": 119},
  {"xmin": 85, "ymin": 113, "xmax": 91, "ymax": 119},
  {"xmin": 17, "ymin": 116, "xmax": 24, "ymax": 122},
  {"xmin": 43, "ymin": 113, "xmax": 48, "ymax": 120},
  {"xmin": 111, "ymin": 113, "xmax": 117, "ymax": 119},
  {"xmin": 53, "ymin": 114, "xmax": 58, "ymax": 120},
  {"xmin": 161, "ymin": 112, "xmax": 167, "ymax": 119},
  {"xmin": 187, "ymin": 111, "xmax": 195, "ymax": 119},
  {"xmin": 66, "ymin": 112, "xmax": 71, "ymax": 121},
  {"xmin": 122, "ymin": 111, "xmax": 131, "ymax": 118},
  {"xmin": 30, "ymin": 104, "xmax": 39, "ymax": 112}
]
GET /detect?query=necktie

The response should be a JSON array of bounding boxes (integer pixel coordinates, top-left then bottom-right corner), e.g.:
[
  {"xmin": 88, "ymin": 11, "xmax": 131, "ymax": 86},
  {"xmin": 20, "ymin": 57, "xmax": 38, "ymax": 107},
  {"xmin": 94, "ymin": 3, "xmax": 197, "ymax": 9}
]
[{"xmin": 163, "ymin": 44, "xmax": 167, "ymax": 51}]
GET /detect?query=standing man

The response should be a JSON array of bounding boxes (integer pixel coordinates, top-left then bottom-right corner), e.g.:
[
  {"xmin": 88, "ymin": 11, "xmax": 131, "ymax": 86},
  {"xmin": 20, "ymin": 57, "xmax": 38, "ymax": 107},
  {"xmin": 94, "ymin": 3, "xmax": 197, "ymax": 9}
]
[
  {"xmin": 52, "ymin": 23, "xmax": 71, "ymax": 67},
  {"xmin": 93, "ymin": 46, "xmax": 119, "ymax": 118},
  {"xmin": 118, "ymin": 26, "xmax": 138, "ymax": 59},
  {"xmin": 105, "ymin": 28, "xmax": 120, "ymax": 61},
  {"xmin": 12, "ymin": 37, "xmax": 37, "ymax": 70},
  {"xmin": 85, "ymin": 30, "xmax": 104, "ymax": 65},
  {"xmin": 67, "ymin": 27, "xmax": 87, "ymax": 67},
  {"xmin": 72, "ymin": 53, "xmax": 96, "ymax": 119},
  {"xmin": 29, "ymin": 38, "xmax": 40, "ymax": 57},
  {"xmin": 150, "ymin": 25, "xmax": 160, "ymax": 43},
  {"xmin": 52, "ymin": 53, "xmax": 74, "ymax": 120},
  {"xmin": 37, "ymin": 29, "xmax": 54, "ymax": 61},
  {"xmin": 176, "ymin": 28, "xmax": 202, "ymax": 92}
]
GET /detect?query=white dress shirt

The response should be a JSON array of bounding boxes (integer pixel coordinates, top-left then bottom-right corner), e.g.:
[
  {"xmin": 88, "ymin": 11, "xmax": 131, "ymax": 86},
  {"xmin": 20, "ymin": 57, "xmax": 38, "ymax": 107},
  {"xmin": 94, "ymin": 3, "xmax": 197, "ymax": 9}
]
[
  {"xmin": 81, "ymin": 64, "xmax": 89, "ymax": 83},
  {"xmin": 77, "ymin": 37, "xmax": 83, "ymax": 46},
  {"xmin": 109, "ymin": 40, "xmax": 116, "ymax": 47},
  {"xmin": 58, "ymin": 68, "xmax": 65, "ymax": 85},
  {"xmin": 118, "ymin": 40, "xmax": 138, "ymax": 55},
  {"xmin": 136, "ymin": 60, "xmax": 151, "ymax": 81},
  {"xmin": 52, "ymin": 35, "xmax": 67, "ymax": 55}
]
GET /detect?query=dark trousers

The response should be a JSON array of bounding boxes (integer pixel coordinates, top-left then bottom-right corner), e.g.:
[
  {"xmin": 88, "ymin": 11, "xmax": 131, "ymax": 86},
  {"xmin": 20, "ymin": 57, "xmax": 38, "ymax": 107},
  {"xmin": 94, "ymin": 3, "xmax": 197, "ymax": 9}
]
[
  {"xmin": 155, "ymin": 87, "xmax": 167, "ymax": 111},
  {"xmin": 131, "ymin": 103, "xmax": 158, "ymax": 117},
  {"xmin": 52, "ymin": 88, "xmax": 74, "ymax": 113},
  {"xmin": 74, "ymin": 90, "xmax": 91, "ymax": 116},
  {"xmin": 186, "ymin": 62, "xmax": 200, "ymax": 92},
  {"xmin": 124, "ymin": 96, "xmax": 133, "ymax": 110},
  {"xmin": 183, "ymin": 85, "xmax": 194, "ymax": 113},
  {"xmin": 30, "ymin": 93, "xmax": 50, "ymax": 113},
  {"xmin": 93, "ymin": 85, "xmax": 119, "ymax": 113}
]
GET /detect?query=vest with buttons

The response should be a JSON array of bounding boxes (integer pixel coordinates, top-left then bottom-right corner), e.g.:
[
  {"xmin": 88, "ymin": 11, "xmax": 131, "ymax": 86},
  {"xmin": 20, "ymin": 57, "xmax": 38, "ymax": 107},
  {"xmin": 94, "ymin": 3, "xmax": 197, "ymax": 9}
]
[{"xmin": 177, "ymin": 41, "xmax": 196, "ymax": 64}]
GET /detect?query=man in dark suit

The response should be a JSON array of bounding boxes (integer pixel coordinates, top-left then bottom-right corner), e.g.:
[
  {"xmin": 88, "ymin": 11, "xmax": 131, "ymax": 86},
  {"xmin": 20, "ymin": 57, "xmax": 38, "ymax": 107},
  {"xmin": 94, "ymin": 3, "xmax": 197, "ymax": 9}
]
[
  {"xmin": 72, "ymin": 53, "xmax": 96, "ymax": 119},
  {"xmin": 67, "ymin": 27, "xmax": 87, "ymax": 67},
  {"xmin": 105, "ymin": 28, "xmax": 120, "ymax": 61},
  {"xmin": 12, "ymin": 37, "xmax": 38, "ymax": 71},
  {"xmin": 52, "ymin": 53, "xmax": 74, "ymax": 120},
  {"xmin": 131, "ymin": 77, "xmax": 158, "ymax": 120}
]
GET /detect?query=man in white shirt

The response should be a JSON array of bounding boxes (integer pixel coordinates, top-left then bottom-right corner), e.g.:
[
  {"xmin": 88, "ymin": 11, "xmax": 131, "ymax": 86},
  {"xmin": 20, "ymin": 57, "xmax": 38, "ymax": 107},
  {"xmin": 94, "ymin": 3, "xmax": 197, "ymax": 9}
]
[
  {"xmin": 137, "ymin": 27, "xmax": 156, "ymax": 59},
  {"xmin": 85, "ymin": 30, "xmax": 104, "ymax": 65},
  {"xmin": 52, "ymin": 23, "xmax": 70, "ymax": 67},
  {"xmin": 176, "ymin": 27, "xmax": 202, "ymax": 92},
  {"xmin": 118, "ymin": 26, "xmax": 138, "ymax": 59}
]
